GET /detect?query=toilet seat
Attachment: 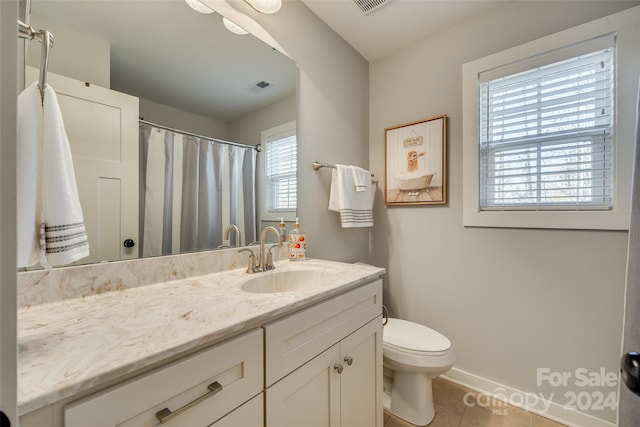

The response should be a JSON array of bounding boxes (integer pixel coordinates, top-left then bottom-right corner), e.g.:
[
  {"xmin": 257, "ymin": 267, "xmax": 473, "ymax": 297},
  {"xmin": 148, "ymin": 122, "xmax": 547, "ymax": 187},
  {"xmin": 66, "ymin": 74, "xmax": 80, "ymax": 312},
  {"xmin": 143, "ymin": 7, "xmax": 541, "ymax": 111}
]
[
  {"xmin": 383, "ymin": 318, "xmax": 451, "ymax": 354},
  {"xmin": 384, "ymin": 342, "xmax": 450, "ymax": 357}
]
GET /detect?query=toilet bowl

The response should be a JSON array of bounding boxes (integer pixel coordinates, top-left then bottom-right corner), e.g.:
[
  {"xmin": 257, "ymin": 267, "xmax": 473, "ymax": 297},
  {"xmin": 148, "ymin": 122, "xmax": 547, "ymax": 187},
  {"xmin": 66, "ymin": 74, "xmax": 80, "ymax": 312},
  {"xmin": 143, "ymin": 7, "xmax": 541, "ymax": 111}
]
[{"xmin": 383, "ymin": 318, "xmax": 454, "ymax": 426}]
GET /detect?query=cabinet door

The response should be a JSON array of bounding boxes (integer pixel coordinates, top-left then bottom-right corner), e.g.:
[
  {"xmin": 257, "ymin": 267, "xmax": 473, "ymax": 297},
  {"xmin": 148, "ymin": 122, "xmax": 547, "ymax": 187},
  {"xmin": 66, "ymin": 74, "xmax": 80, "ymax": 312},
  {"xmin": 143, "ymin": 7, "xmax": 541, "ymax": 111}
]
[
  {"xmin": 340, "ymin": 318, "xmax": 383, "ymax": 427},
  {"xmin": 266, "ymin": 344, "xmax": 341, "ymax": 427},
  {"xmin": 264, "ymin": 280, "xmax": 382, "ymax": 386}
]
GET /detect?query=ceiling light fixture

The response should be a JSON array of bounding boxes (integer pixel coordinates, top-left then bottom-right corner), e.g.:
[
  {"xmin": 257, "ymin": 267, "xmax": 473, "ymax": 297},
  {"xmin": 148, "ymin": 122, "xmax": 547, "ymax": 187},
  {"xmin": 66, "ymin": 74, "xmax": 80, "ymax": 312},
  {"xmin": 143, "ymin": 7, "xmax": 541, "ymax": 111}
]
[
  {"xmin": 223, "ymin": 17, "xmax": 249, "ymax": 35},
  {"xmin": 184, "ymin": 0, "xmax": 214, "ymax": 14},
  {"xmin": 184, "ymin": 0, "xmax": 247, "ymax": 35},
  {"xmin": 244, "ymin": 0, "xmax": 282, "ymax": 14}
]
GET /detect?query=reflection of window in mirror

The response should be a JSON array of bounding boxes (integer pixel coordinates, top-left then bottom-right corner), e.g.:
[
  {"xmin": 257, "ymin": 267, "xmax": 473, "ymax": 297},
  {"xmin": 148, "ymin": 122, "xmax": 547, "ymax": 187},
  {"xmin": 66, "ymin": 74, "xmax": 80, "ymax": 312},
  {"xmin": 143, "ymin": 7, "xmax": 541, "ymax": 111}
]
[{"xmin": 262, "ymin": 121, "xmax": 297, "ymax": 224}]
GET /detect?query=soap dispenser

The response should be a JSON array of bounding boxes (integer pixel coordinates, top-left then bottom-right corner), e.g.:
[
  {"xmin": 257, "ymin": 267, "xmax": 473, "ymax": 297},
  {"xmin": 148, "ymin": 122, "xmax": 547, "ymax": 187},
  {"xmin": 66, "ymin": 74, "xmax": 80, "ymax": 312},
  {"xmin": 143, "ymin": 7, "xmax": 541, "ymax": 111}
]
[
  {"xmin": 278, "ymin": 217, "xmax": 287, "ymax": 244},
  {"xmin": 288, "ymin": 218, "xmax": 306, "ymax": 261}
]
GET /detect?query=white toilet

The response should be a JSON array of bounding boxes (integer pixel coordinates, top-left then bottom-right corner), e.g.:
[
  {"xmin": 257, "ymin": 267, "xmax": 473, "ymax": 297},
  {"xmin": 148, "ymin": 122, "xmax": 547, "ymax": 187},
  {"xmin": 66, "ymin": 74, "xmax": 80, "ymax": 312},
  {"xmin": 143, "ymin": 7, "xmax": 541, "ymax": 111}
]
[{"xmin": 383, "ymin": 317, "xmax": 454, "ymax": 426}]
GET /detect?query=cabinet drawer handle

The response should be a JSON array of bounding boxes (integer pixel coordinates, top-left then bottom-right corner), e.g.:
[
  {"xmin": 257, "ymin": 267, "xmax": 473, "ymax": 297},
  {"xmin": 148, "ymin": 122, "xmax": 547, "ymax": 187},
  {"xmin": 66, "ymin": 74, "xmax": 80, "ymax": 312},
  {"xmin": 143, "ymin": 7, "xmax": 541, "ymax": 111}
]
[
  {"xmin": 334, "ymin": 364, "xmax": 344, "ymax": 374},
  {"xmin": 155, "ymin": 381, "xmax": 223, "ymax": 424},
  {"xmin": 344, "ymin": 356, "xmax": 353, "ymax": 366}
]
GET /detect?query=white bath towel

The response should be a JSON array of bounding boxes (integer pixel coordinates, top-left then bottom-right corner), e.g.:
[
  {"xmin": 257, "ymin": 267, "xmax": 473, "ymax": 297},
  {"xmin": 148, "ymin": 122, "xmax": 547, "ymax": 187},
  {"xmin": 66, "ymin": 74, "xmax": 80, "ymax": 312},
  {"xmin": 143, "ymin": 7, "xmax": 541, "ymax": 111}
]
[
  {"xmin": 17, "ymin": 82, "xmax": 90, "ymax": 268},
  {"xmin": 328, "ymin": 164, "xmax": 374, "ymax": 228}
]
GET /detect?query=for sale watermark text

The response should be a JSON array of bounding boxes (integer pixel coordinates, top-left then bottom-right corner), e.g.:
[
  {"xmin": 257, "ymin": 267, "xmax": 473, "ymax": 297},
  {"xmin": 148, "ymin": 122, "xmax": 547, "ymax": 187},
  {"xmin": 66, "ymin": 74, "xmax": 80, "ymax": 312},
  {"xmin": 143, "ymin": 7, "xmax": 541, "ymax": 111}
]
[
  {"xmin": 535, "ymin": 368, "xmax": 618, "ymax": 411},
  {"xmin": 462, "ymin": 368, "xmax": 619, "ymax": 415},
  {"xmin": 537, "ymin": 368, "xmax": 618, "ymax": 388}
]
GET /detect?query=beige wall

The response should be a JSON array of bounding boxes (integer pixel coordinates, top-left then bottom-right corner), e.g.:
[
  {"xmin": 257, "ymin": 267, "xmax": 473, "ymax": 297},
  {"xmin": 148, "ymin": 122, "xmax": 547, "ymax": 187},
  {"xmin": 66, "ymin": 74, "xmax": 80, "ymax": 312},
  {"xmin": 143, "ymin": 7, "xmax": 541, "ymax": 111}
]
[
  {"xmin": 228, "ymin": 94, "xmax": 296, "ymax": 146},
  {"xmin": 27, "ymin": 14, "xmax": 110, "ymax": 88},
  {"xmin": 370, "ymin": 1, "xmax": 639, "ymax": 423},
  {"xmin": 139, "ymin": 98, "xmax": 229, "ymax": 139}
]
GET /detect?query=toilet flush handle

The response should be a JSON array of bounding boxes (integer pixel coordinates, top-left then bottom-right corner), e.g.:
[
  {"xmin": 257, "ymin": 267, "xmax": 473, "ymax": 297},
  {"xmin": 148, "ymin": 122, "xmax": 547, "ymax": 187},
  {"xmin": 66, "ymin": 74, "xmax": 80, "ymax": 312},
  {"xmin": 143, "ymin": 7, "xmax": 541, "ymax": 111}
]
[
  {"xmin": 344, "ymin": 356, "xmax": 353, "ymax": 366},
  {"xmin": 382, "ymin": 305, "xmax": 389, "ymax": 326}
]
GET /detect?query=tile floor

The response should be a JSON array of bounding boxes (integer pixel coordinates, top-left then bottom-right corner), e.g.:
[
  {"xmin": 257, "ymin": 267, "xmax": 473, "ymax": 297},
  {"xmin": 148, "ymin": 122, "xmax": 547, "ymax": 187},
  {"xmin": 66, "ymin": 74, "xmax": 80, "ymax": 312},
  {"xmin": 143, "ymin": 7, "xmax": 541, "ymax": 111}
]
[{"xmin": 383, "ymin": 378, "xmax": 567, "ymax": 427}]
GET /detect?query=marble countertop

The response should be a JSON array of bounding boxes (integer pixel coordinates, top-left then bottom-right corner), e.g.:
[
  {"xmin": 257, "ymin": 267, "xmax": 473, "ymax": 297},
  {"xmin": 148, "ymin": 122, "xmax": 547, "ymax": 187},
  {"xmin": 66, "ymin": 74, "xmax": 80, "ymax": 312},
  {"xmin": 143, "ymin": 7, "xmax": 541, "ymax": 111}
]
[{"xmin": 17, "ymin": 259, "xmax": 384, "ymax": 415}]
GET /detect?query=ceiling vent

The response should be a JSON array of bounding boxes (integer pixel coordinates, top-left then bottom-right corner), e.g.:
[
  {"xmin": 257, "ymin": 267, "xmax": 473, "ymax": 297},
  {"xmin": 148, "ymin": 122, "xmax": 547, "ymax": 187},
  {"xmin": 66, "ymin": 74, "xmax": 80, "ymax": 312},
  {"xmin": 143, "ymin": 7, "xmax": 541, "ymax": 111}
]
[
  {"xmin": 353, "ymin": 0, "xmax": 392, "ymax": 15},
  {"xmin": 248, "ymin": 80, "xmax": 272, "ymax": 94}
]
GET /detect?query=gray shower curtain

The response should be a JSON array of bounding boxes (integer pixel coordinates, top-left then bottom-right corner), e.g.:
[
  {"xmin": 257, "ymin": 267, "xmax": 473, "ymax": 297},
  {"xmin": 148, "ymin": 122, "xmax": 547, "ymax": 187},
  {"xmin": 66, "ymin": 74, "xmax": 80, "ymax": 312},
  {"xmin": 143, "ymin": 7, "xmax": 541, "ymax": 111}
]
[
  {"xmin": 619, "ymin": 82, "xmax": 640, "ymax": 426},
  {"xmin": 139, "ymin": 123, "xmax": 257, "ymax": 257}
]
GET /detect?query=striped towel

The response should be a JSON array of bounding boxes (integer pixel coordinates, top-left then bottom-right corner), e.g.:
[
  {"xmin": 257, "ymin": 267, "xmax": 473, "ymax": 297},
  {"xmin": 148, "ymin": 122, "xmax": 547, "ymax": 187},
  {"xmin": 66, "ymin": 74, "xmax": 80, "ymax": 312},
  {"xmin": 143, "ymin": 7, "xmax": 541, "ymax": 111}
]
[
  {"xmin": 17, "ymin": 82, "xmax": 90, "ymax": 268},
  {"xmin": 328, "ymin": 164, "xmax": 374, "ymax": 228}
]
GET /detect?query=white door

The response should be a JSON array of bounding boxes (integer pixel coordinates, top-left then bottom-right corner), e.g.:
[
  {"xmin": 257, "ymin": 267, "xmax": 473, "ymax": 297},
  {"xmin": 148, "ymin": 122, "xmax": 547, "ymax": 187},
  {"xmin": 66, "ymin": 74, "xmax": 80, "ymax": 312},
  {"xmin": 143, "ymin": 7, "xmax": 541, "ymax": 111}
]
[
  {"xmin": 340, "ymin": 318, "xmax": 383, "ymax": 427},
  {"xmin": 26, "ymin": 67, "xmax": 139, "ymax": 264}
]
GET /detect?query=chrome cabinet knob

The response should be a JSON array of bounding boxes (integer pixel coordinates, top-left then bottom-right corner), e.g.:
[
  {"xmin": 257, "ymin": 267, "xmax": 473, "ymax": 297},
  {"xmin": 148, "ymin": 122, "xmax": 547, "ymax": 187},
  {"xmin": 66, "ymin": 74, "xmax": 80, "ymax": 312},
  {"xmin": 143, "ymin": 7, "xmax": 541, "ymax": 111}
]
[
  {"xmin": 344, "ymin": 356, "xmax": 353, "ymax": 366},
  {"xmin": 334, "ymin": 364, "xmax": 343, "ymax": 374}
]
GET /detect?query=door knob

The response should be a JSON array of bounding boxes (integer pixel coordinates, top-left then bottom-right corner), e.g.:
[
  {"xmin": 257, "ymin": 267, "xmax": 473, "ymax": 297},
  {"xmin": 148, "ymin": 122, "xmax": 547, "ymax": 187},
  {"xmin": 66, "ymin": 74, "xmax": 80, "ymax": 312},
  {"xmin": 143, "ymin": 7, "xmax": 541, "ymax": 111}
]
[
  {"xmin": 621, "ymin": 351, "xmax": 640, "ymax": 396},
  {"xmin": 123, "ymin": 239, "xmax": 135, "ymax": 248}
]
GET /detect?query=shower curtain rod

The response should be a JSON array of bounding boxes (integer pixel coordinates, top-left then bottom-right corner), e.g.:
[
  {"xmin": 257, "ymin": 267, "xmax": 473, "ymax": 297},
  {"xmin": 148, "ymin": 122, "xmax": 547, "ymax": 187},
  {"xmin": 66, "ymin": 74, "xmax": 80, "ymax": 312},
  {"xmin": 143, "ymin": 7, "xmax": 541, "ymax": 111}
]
[{"xmin": 139, "ymin": 119, "xmax": 261, "ymax": 152}]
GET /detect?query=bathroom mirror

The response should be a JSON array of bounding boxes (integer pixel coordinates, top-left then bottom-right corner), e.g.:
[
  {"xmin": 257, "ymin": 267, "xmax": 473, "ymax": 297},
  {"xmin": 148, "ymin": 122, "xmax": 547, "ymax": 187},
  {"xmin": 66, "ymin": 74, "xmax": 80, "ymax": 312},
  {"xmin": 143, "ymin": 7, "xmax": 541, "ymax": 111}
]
[{"xmin": 26, "ymin": 0, "xmax": 297, "ymax": 266}]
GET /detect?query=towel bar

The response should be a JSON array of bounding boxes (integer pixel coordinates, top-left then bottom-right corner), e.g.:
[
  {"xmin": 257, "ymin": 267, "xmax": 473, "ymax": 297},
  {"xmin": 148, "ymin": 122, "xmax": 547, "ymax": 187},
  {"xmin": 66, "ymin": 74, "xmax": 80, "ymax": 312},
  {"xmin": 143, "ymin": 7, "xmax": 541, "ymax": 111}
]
[
  {"xmin": 18, "ymin": 19, "xmax": 54, "ymax": 103},
  {"xmin": 312, "ymin": 161, "xmax": 375, "ymax": 178}
]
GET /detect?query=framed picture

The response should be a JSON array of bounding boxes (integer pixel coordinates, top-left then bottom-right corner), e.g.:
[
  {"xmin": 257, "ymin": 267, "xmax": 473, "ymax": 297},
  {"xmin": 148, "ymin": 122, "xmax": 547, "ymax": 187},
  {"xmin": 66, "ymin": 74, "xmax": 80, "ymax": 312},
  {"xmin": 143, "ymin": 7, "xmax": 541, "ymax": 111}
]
[{"xmin": 384, "ymin": 115, "xmax": 447, "ymax": 206}]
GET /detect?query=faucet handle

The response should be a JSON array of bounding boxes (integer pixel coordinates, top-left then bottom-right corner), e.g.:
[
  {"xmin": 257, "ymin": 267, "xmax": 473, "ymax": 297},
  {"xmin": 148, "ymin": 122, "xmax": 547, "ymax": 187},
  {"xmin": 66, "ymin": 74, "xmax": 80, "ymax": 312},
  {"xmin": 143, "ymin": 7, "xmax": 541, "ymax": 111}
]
[
  {"xmin": 264, "ymin": 244, "xmax": 279, "ymax": 271},
  {"xmin": 237, "ymin": 248, "xmax": 259, "ymax": 273}
]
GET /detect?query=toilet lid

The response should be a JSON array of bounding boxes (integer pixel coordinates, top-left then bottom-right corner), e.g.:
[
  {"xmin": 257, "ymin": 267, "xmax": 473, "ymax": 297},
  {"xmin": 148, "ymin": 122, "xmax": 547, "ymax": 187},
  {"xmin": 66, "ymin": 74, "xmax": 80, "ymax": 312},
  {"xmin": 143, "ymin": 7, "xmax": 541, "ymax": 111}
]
[{"xmin": 384, "ymin": 318, "xmax": 451, "ymax": 353}]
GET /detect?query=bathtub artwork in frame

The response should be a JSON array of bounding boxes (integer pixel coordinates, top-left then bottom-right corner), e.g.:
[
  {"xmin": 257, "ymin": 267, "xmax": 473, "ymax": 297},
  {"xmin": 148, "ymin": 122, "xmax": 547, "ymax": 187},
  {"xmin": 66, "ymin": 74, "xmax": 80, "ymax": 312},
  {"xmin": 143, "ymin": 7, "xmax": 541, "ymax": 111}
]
[{"xmin": 384, "ymin": 115, "xmax": 447, "ymax": 205}]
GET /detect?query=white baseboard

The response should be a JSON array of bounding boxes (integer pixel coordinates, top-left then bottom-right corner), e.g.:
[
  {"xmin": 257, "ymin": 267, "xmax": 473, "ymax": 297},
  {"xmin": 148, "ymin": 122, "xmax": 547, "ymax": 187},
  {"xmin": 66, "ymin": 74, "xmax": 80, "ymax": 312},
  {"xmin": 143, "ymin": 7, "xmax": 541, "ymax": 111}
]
[{"xmin": 442, "ymin": 368, "xmax": 616, "ymax": 427}]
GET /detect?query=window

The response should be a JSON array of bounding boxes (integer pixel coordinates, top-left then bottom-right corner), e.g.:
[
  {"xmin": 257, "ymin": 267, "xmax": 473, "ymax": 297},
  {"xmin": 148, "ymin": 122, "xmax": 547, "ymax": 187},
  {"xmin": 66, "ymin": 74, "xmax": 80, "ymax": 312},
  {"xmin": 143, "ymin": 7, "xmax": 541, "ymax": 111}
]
[
  {"xmin": 462, "ymin": 12, "xmax": 637, "ymax": 230},
  {"xmin": 479, "ymin": 43, "xmax": 613, "ymax": 211},
  {"xmin": 265, "ymin": 133, "xmax": 297, "ymax": 212}
]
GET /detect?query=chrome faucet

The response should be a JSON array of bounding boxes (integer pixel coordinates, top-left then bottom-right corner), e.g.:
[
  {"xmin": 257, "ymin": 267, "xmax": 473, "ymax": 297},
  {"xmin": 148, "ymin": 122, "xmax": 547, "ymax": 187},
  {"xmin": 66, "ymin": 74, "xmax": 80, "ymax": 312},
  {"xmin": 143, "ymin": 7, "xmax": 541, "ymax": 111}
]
[
  {"xmin": 259, "ymin": 226, "xmax": 282, "ymax": 271},
  {"xmin": 224, "ymin": 224, "xmax": 241, "ymax": 247}
]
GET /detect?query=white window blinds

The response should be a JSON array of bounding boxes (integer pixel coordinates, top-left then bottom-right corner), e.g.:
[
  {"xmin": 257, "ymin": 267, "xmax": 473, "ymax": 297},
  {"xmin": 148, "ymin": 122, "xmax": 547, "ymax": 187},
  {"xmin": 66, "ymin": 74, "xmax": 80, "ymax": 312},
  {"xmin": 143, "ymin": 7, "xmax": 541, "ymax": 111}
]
[
  {"xmin": 266, "ymin": 135, "xmax": 297, "ymax": 211},
  {"xmin": 478, "ymin": 37, "xmax": 614, "ymax": 211}
]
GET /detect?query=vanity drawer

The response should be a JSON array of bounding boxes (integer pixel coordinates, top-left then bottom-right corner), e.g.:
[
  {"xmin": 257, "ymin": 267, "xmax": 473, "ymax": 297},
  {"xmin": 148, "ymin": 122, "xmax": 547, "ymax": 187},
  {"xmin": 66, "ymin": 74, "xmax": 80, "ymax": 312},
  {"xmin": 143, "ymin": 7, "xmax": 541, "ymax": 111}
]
[
  {"xmin": 64, "ymin": 328, "xmax": 263, "ymax": 427},
  {"xmin": 264, "ymin": 279, "xmax": 382, "ymax": 386}
]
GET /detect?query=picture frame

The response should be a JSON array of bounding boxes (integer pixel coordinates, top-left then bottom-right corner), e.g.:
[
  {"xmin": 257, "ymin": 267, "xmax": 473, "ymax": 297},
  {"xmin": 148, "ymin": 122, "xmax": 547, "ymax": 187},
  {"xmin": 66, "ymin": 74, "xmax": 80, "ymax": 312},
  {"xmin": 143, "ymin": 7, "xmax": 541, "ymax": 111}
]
[{"xmin": 384, "ymin": 115, "xmax": 447, "ymax": 206}]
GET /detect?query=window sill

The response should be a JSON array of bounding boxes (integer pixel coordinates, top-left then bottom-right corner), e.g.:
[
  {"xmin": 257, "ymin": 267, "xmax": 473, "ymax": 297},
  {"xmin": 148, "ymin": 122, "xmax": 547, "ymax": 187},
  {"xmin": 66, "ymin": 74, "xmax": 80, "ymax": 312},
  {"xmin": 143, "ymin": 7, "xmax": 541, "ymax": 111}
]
[{"xmin": 463, "ymin": 209, "xmax": 629, "ymax": 231}]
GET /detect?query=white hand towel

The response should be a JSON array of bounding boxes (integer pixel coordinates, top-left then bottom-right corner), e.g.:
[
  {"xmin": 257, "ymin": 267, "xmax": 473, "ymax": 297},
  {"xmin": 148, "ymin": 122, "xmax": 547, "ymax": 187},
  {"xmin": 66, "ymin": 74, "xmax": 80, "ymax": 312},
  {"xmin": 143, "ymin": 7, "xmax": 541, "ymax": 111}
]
[
  {"xmin": 328, "ymin": 164, "xmax": 374, "ymax": 228},
  {"xmin": 17, "ymin": 83, "xmax": 42, "ymax": 267},
  {"xmin": 351, "ymin": 165, "xmax": 370, "ymax": 192},
  {"xmin": 17, "ymin": 83, "xmax": 90, "ymax": 268}
]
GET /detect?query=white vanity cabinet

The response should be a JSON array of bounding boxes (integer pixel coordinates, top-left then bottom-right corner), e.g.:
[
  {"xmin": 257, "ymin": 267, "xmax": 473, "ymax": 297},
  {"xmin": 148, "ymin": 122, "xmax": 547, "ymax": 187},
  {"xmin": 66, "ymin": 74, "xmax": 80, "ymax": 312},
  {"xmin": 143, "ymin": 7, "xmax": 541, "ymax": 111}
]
[
  {"xmin": 264, "ymin": 280, "xmax": 383, "ymax": 427},
  {"xmin": 64, "ymin": 328, "xmax": 263, "ymax": 427},
  {"xmin": 18, "ymin": 267, "xmax": 385, "ymax": 427}
]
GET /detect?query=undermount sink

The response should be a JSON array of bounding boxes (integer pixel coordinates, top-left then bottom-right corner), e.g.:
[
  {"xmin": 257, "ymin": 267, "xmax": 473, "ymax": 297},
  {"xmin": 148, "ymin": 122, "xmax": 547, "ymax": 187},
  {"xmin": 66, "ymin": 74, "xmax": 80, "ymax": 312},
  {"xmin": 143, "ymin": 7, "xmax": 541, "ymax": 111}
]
[{"xmin": 241, "ymin": 269, "xmax": 325, "ymax": 293}]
